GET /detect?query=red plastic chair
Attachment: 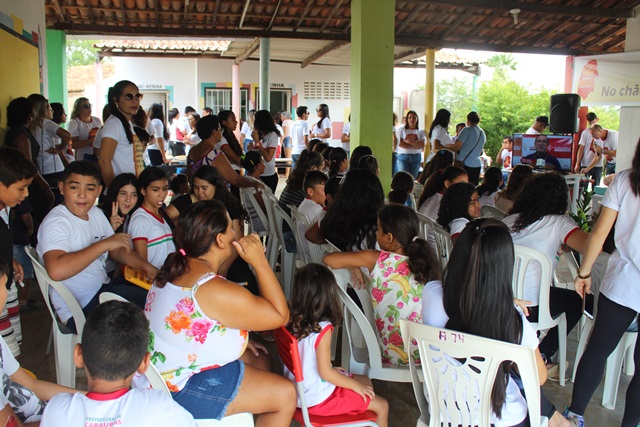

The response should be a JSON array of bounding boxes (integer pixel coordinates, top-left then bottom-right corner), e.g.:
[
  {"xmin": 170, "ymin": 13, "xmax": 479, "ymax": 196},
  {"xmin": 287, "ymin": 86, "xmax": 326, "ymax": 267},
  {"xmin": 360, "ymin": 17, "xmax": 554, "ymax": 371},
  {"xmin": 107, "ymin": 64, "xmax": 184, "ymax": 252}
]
[{"xmin": 274, "ymin": 327, "xmax": 379, "ymax": 427}]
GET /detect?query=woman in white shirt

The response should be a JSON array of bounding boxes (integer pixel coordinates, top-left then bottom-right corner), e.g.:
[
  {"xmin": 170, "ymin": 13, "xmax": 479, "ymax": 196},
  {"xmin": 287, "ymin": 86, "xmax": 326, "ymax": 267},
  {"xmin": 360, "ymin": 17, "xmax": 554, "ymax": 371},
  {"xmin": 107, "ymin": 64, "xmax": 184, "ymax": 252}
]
[
  {"xmin": 240, "ymin": 110, "xmax": 256, "ymax": 152},
  {"xmin": 566, "ymin": 138, "xmax": 640, "ymax": 426},
  {"xmin": 68, "ymin": 97, "xmax": 102, "ymax": 162},
  {"xmin": 251, "ymin": 110, "xmax": 280, "ymax": 194},
  {"xmin": 427, "ymin": 108, "xmax": 454, "ymax": 159},
  {"xmin": 146, "ymin": 103, "xmax": 170, "ymax": 166},
  {"xmin": 98, "ymin": 80, "xmax": 146, "ymax": 187},
  {"xmin": 396, "ymin": 110, "xmax": 426, "ymax": 179},
  {"xmin": 311, "ymin": 104, "xmax": 332, "ymax": 142}
]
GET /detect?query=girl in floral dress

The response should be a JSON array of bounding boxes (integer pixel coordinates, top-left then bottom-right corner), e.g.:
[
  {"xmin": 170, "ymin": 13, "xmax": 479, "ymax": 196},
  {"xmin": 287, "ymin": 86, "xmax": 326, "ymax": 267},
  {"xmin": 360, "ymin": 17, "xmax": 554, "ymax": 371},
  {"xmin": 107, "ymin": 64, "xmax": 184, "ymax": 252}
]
[
  {"xmin": 145, "ymin": 200, "xmax": 296, "ymax": 422},
  {"xmin": 323, "ymin": 204, "xmax": 443, "ymax": 366}
]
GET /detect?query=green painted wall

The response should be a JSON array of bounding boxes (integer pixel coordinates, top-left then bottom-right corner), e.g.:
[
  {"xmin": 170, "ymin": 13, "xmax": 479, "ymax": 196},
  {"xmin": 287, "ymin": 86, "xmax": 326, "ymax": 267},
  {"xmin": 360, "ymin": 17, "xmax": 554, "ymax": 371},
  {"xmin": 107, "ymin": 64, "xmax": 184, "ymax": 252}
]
[
  {"xmin": 350, "ymin": 0, "xmax": 395, "ymax": 191},
  {"xmin": 46, "ymin": 29, "xmax": 67, "ymax": 112}
]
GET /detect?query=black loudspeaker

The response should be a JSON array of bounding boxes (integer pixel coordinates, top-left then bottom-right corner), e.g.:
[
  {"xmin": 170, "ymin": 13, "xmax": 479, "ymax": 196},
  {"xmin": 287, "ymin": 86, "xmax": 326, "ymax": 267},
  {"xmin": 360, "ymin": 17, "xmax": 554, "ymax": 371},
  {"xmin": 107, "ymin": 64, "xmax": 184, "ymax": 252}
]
[{"xmin": 550, "ymin": 93, "xmax": 580, "ymax": 134}]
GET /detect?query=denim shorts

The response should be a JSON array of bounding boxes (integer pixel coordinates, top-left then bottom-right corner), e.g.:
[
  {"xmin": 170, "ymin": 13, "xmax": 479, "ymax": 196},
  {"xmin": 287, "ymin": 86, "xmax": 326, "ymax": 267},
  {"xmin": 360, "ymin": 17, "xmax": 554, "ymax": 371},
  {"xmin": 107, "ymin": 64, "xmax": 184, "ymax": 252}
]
[
  {"xmin": 13, "ymin": 245, "xmax": 33, "ymax": 279},
  {"xmin": 171, "ymin": 360, "xmax": 244, "ymax": 420},
  {"xmin": 283, "ymin": 136, "xmax": 292, "ymax": 148}
]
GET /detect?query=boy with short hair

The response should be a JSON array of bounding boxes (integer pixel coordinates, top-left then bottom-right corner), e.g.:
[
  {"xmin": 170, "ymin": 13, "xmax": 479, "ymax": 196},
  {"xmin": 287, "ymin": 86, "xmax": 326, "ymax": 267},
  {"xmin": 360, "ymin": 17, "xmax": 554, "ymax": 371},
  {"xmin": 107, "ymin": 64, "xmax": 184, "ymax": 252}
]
[
  {"xmin": 297, "ymin": 171, "xmax": 328, "ymax": 262},
  {"xmin": 37, "ymin": 161, "xmax": 156, "ymax": 332},
  {"xmin": 290, "ymin": 106, "xmax": 311, "ymax": 169},
  {"xmin": 40, "ymin": 301, "xmax": 196, "ymax": 426}
]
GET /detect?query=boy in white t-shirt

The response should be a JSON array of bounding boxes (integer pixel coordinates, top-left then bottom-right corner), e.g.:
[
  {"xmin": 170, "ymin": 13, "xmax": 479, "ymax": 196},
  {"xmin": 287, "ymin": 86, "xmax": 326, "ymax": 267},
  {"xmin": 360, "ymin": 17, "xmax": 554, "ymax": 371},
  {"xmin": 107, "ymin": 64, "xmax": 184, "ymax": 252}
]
[
  {"xmin": 37, "ymin": 161, "xmax": 158, "ymax": 332},
  {"xmin": 41, "ymin": 300, "xmax": 197, "ymax": 427},
  {"xmin": 291, "ymin": 106, "xmax": 311, "ymax": 169},
  {"xmin": 297, "ymin": 171, "xmax": 328, "ymax": 263}
]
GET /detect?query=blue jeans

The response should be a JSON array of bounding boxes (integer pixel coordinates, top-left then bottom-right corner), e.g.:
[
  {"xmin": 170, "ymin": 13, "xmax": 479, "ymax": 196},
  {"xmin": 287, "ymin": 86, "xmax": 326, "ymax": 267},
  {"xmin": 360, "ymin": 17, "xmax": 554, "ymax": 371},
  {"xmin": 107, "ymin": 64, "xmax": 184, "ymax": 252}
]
[
  {"xmin": 605, "ymin": 162, "xmax": 616, "ymax": 175},
  {"xmin": 396, "ymin": 153, "xmax": 421, "ymax": 179},
  {"xmin": 392, "ymin": 152, "xmax": 398, "ymax": 176},
  {"xmin": 291, "ymin": 153, "xmax": 300, "ymax": 170},
  {"xmin": 282, "ymin": 136, "xmax": 292, "ymax": 148}
]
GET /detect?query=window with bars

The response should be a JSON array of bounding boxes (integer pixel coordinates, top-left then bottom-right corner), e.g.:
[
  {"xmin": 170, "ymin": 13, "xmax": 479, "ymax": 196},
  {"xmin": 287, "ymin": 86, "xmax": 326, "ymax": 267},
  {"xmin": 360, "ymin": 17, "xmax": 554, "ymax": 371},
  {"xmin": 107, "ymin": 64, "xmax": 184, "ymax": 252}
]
[
  {"xmin": 203, "ymin": 88, "xmax": 249, "ymax": 120},
  {"xmin": 304, "ymin": 82, "xmax": 351, "ymax": 100}
]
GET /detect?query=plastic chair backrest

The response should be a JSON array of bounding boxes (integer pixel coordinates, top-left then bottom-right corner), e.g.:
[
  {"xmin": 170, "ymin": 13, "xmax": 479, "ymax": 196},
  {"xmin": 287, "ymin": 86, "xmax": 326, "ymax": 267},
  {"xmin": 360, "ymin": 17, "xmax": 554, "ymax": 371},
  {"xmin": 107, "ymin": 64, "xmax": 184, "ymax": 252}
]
[
  {"xmin": 144, "ymin": 362, "xmax": 171, "ymax": 392},
  {"xmin": 413, "ymin": 181, "xmax": 424, "ymax": 202},
  {"xmin": 399, "ymin": 320, "xmax": 543, "ymax": 427},
  {"xmin": 481, "ymin": 205, "xmax": 507, "ymax": 220},
  {"xmin": 239, "ymin": 187, "xmax": 270, "ymax": 236},
  {"xmin": 272, "ymin": 203, "xmax": 297, "ymax": 255},
  {"xmin": 430, "ymin": 224, "xmax": 452, "ymax": 271},
  {"xmin": 25, "ymin": 246, "xmax": 86, "ymax": 337},
  {"xmin": 99, "ymin": 292, "xmax": 128, "ymax": 304},
  {"xmin": 512, "ymin": 245, "xmax": 554, "ymax": 327},
  {"xmin": 261, "ymin": 191, "xmax": 280, "ymax": 234},
  {"xmin": 415, "ymin": 212, "xmax": 432, "ymax": 241}
]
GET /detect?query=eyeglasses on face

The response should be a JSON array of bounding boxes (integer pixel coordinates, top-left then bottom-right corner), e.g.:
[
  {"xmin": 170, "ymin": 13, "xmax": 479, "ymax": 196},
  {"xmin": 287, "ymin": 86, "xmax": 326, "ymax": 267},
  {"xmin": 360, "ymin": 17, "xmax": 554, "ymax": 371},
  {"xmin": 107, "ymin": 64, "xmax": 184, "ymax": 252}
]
[
  {"xmin": 82, "ymin": 104, "xmax": 92, "ymax": 109},
  {"xmin": 121, "ymin": 93, "xmax": 144, "ymax": 101}
]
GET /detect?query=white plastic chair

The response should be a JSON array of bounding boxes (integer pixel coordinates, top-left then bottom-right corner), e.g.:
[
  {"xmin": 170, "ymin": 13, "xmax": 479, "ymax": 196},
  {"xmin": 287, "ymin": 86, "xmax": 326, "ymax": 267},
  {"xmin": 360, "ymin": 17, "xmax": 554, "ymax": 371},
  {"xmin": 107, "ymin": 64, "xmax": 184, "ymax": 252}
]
[
  {"xmin": 413, "ymin": 181, "xmax": 424, "ymax": 204},
  {"xmin": 271, "ymin": 202, "xmax": 298, "ymax": 299},
  {"xmin": 144, "ymin": 363, "xmax": 254, "ymax": 426},
  {"xmin": 399, "ymin": 320, "xmax": 548, "ymax": 427},
  {"xmin": 261, "ymin": 191, "xmax": 282, "ymax": 270},
  {"xmin": 239, "ymin": 187, "xmax": 276, "ymax": 266},
  {"xmin": 289, "ymin": 206, "xmax": 333, "ymax": 265},
  {"xmin": 481, "ymin": 205, "xmax": 507, "ymax": 220},
  {"xmin": 25, "ymin": 246, "xmax": 85, "ymax": 388},
  {"xmin": 335, "ymin": 281, "xmax": 414, "ymax": 382},
  {"xmin": 512, "ymin": 245, "xmax": 567, "ymax": 386},
  {"xmin": 99, "ymin": 292, "xmax": 128, "ymax": 303},
  {"xmin": 431, "ymin": 223, "xmax": 452, "ymax": 272}
]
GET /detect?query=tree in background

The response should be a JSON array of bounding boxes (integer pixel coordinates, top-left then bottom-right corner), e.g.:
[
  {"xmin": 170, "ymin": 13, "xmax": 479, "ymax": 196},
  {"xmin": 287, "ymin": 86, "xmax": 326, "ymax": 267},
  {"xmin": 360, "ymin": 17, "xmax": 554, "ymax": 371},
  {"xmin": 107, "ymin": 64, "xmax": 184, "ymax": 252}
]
[
  {"xmin": 67, "ymin": 39, "xmax": 100, "ymax": 67},
  {"xmin": 589, "ymin": 106, "xmax": 620, "ymax": 131},
  {"xmin": 435, "ymin": 76, "xmax": 473, "ymax": 127}
]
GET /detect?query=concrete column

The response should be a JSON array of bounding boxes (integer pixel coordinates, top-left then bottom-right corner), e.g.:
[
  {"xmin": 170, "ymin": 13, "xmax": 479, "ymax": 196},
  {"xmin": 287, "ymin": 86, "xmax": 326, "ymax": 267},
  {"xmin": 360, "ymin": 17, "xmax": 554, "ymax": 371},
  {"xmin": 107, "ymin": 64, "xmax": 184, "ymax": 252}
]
[
  {"xmin": 232, "ymin": 63, "xmax": 241, "ymax": 139},
  {"xmin": 45, "ymin": 29, "xmax": 67, "ymax": 110},
  {"xmin": 351, "ymin": 0, "xmax": 395, "ymax": 189},
  {"xmin": 423, "ymin": 49, "xmax": 436, "ymax": 160},
  {"xmin": 617, "ymin": 7, "xmax": 640, "ymax": 171},
  {"xmin": 259, "ymin": 38, "xmax": 270, "ymax": 111}
]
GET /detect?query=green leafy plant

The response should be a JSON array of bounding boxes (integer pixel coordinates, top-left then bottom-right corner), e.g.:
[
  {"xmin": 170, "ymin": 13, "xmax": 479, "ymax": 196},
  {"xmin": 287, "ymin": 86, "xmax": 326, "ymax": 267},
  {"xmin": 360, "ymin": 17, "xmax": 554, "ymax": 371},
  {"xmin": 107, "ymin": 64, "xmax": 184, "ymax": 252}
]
[{"xmin": 569, "ymin": 189, "xmax": 595, "ymax": 232}]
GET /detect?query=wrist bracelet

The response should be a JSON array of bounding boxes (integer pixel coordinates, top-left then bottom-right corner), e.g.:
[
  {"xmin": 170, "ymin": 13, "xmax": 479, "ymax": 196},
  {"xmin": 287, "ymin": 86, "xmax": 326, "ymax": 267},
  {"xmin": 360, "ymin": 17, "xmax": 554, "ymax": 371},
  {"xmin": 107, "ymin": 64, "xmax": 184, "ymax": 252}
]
[{"xmin": 577, "ymin": 270, "xmax": 591, "ymax": 280}]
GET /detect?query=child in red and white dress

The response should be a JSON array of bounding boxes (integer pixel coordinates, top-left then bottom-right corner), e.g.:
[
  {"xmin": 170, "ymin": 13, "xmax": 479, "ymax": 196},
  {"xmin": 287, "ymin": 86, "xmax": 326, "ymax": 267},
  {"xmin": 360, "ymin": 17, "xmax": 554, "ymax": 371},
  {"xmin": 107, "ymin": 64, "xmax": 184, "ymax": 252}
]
[{"xmin": 285, "ymin": 264, "xmax": 389, "ymax": 426}]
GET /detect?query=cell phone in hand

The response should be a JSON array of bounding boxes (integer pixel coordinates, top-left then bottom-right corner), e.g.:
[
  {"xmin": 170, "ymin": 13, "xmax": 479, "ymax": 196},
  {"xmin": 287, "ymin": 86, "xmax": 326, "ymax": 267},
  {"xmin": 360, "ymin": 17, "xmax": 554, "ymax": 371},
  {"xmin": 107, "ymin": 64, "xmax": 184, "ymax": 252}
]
[{"xmin": 582, "ymin": 296, "xmax": 594, "ymax": 320}]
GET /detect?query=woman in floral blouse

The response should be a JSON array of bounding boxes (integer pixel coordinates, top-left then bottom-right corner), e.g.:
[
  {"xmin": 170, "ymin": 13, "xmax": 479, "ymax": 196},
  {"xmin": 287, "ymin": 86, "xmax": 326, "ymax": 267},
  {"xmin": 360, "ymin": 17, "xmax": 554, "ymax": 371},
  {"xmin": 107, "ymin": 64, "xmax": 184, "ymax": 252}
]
[
  {"xmin": 145, "ymin": 200, "xmax": 295, "ymax": 423},
  {"xmin": 323, "ymin": 204, "xmax": 443, "ymax": 366}
]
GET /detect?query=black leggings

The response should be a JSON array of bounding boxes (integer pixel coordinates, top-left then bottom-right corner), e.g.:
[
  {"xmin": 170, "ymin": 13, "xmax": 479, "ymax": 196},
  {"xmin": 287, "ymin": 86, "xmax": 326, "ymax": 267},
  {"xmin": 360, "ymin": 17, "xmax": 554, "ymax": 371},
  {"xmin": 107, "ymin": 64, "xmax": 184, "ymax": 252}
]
[
  {"xmin": 260, "ymin": 173, "xmax": 279, "ymax": 194},
  {"xmin": 569, "ymin": 294, "xmax": 639, "ymax": 427},
  {"xmin": 464, "ymin": 166, "xmax": 481, "ymax": 185}
]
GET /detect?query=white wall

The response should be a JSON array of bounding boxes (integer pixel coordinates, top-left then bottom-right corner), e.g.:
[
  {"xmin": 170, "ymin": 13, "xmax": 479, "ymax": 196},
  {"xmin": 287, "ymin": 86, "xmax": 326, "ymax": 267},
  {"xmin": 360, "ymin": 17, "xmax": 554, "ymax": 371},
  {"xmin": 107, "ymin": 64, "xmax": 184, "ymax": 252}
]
[{"xmin": 618, "ymin": 8, "xmax": 640, "ymax": 171}]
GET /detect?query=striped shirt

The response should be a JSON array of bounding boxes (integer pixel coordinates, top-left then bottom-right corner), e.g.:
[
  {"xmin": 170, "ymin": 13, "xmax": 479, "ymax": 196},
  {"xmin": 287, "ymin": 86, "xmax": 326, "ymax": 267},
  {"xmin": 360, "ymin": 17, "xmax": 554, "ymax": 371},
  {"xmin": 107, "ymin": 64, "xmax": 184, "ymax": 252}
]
[{"xmin": 129, "ymin": 207, "xmax": 176, "ymax": 269}]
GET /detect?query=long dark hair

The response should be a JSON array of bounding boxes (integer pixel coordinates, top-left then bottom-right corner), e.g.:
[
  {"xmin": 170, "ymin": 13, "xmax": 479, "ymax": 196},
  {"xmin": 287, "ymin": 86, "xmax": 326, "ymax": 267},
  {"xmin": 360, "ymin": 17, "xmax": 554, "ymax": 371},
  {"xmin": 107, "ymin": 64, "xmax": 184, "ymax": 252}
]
[
  {"xmin": 378, "ymin": 204, "xmax": 440, "ymax": 282},
  {"xmin": 102, "ymin": 173, "xmax": 138, "ymax": 222},
  {"xmin": 428, "ymin": 108, "xmax": 451, "ymax": 139},
  {"xmin": 510, "ymin": 172, "xmax": 568, "ymax": 232},
  {"xmin": 349, "ymin": 145, "xmax": 372, "ymax": 170},
  {"xmin": 286, "ymin": 150, "xmax": 323, "ymax": 190},
  {"xmin": 437, "ymin": 182, "xmax": 476, "ymax": 231},
  {"xmin": 405, "ymin": 110, "xmax": 419, "ymax": 130},
  {"xmin": 107, "ymin": 80, "xmax": 137, "ymax": 144},
  {"xmin": 156, "ymin": 200, "xmax": 229, "ymax": 287},
  {"xmin": 443, "ymin": 218, "xmax": 522, "ymax": 418},
  {"xmin": 328, "ymin": 147, "xmax": 348, "ymax": 177},
  {"xmin": 476, "ymin": 166, "xmax": 502, "ymax": 196},
  {"xmin": 6, "ymin": 97, "xmax": 34, "ymax": 128},
  {"xmin": 418, "ymin": 150, "xmax": 454, "ymax": 184},
  {"xmin": 193, "ymin": 165, "xmax": 247, "ymax": 222},
  {"xmin": 148, "ymin": 102, "xmax": 170, "ymax": 141},
  {"xmin": 288, "ymin": 263, "xmax": 342, "ymax": 341},
  {"xmin": 631, "ymin": 137, "xmax": 640, "ymax": 196},
  {"xmin": 321, "ymin": 169, "xmax": 384, "ymax": 251},
  {"xmin": 253, "ymin": 109, "xmax": 280, "ymax": 137},
  {"xmin": 135, "ymin": 167, "xmax": 173, "ymax": 229},
  {"xmin": 316, "ymin": 103, "xmax": 330, "ymax": 129},
  {"xmin": 218, "ymin": 110, "xmax": 243, "ymax": 157},
  {"xmin": 502, "ymin": 164, "xmax": 533, "ymax": 202},
  {"xmin": 418, "ymin": 166, "xmax": 466, "ymax": 208},
  {"xmin": 388, "ymin": 171, "xmax": 414, "ymax": 205}
]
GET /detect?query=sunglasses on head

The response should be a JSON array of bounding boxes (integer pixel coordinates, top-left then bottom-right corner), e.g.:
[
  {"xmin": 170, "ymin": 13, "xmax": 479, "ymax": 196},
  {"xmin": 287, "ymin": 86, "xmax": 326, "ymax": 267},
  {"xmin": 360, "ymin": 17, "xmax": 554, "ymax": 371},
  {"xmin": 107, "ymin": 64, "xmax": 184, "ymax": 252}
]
[
  {"xmin": 82, "ymin": 104, "xmax": 92, "ymax": 109},
  {"xmin": 122, "ymin": 93, "xmax": 144, "ymax": 101}
]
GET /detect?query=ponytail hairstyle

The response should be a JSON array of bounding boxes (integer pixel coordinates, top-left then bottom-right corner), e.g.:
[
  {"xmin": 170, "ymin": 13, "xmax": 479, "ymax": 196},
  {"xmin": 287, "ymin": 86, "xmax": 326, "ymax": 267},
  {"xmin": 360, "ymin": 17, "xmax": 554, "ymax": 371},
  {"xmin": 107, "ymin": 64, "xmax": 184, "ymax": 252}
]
[
  {"xmin": 288, "ymin": 263, "xmax": 342, "ymax": 341},
  {"xmin": 630, "ymin": 136, "xmax": 640, "ymax": 196},
  {"xmin": 253, "ymin": 109, "xmax": 280, "ymax": 137},
  {"xmin": 107, "ymin": 80, "xmax": 138, "ymax": 144},
  {"xmin": 443, "ymin": 218, "xmax": 521, "ymax": 418},
  {"xmin": 316, "ymin": 103, "xmax": 330, "ymax": 129},
  {"xmin": 378, "ymin": 204, "xmax": 440, "ymax": 283},
  {"xmin": 148, "ymin": 102, "xmax": 170, "ymax": 141},
  {"xmin": 218, "ymin": 110, "xmax": 243, "ymax": 157},
  {"xmin": 388, "ymin": 171, "xmax": 414, "ymax": 205},
  {"xmin": 358, "ymin": 155, "xmax": 379, "ymax": 176},
  {"xmin": 328, "ymin": 147, "xmax": 348, "ymax": 177},
  {"xmin": 417, "ymin": 149, "xmax": 455, "ymax": 184},
  {"xmin": 168, "ymin": 108, "xmax": 180, "ymax": 123},
  {"xmin": 418, "ymin": 166, "xmax": 467, "ymax": 207},
  {"xmin": 155, "ymin": 200, "xmax": 230, "ymax": 287},
  {"xmin": 437, "ymin": 182, "xmax": 476, "ymax": 231},
  {"xmin": 286, "ymin": 150, "xmax": 324, "ymax": 190},
  {"xmin": 428, "ymin": 108, "xmax": 451, "ymax": 139},
  {"xmin": 240, "ymin": 150, "xmax": 264, "ymax": 175},
  {"xmin": 476, "ymin": 166, "xmax": 502, "ymax": 196},
  {"xmin": 27, "ymin": 94, "xmax": 49, "ymax": 133}
]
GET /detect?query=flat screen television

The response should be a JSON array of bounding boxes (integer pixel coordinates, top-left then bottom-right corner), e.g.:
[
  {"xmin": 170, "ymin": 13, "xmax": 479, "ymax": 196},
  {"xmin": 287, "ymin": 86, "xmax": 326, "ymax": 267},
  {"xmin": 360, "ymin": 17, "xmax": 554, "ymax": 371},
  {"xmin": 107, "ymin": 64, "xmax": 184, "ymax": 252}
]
[{"xmin": 512, "ymin": 133, "xmax": 574, "ymax": 172}]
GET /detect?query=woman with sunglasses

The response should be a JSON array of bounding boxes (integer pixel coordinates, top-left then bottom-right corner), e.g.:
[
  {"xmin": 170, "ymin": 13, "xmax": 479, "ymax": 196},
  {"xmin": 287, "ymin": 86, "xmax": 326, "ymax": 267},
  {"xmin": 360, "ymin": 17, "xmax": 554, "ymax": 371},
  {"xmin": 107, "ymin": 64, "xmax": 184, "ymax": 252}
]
[
  {"xmin": 98, "ymin": 80, "xmax": 146, "ymax": 187},
  {"xmin": 311, "ymin": 104, "xmax": 332, "ymax": 143},
  {"xmin": 68, "ymin": 97, "xmax": 102, "ymax": 162}
]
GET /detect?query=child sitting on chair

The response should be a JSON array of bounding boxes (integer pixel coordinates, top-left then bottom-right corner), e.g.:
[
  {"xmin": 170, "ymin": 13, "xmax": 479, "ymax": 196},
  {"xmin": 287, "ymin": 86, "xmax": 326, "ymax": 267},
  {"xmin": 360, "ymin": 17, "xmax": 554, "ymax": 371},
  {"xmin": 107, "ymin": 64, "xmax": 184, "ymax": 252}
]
[
  {"xmin": 40, "ymin": 300, "xmax": 196, "ymax": 426},
  {"xmin": 297, "ymin": 171, "xmax": 328, "ymax": 262},
  {"xmin": 286, "ymin": 264, "xmax": 389, "ymax": 426},
  {"xmin": 37, "ymin": 161, "xmax": 157, "ymax": 332},
  {"xmin": 0, "ymin": 257, "xmax": 79, "ymax": 426}
]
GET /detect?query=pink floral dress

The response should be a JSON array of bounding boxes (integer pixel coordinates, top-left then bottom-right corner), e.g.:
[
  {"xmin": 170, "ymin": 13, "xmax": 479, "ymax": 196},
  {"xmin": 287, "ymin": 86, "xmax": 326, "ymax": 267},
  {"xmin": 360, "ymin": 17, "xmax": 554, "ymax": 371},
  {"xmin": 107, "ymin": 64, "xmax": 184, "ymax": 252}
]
[
  {"xmin": 144, "ymin": 273, "xmax": 248, "ymax": 392},
  {"xmin": 370, "ymin": 251, "xmax": 423, "ymax": 366}
]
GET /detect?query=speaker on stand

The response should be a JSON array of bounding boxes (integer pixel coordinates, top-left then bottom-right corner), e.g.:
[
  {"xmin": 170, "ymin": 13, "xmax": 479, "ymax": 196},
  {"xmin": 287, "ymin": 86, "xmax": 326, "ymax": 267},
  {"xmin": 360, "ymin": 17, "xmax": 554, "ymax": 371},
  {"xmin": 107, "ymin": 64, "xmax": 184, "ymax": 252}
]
[{"xmin": 550, "ymin": 93, "xmax": 581, "ymax": 134}]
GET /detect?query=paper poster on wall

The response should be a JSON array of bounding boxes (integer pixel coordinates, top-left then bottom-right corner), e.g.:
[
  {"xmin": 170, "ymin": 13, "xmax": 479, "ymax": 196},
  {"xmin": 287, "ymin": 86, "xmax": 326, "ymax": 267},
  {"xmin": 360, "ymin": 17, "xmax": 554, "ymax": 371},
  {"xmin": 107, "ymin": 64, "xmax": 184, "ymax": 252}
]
[{"xmin": 572, "ymin": 51, "xmax": 640, "ymax": 106}]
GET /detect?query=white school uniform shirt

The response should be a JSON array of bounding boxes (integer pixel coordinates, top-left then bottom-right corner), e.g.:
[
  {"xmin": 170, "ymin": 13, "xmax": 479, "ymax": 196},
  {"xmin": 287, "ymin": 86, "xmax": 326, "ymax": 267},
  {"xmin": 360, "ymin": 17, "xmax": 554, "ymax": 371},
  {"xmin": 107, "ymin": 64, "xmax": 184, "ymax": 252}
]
[
  {"xmin": 430, "ymin": 125, "xmax": 452, "ymax": 152},
  {"xmin": 35, "ymin": 119, "xmax": 65, "ymax": 175},
  {"xmin": 240, "ymin": 121, "xmax": 253, "ymax": 141},
  {"xmin": 129, "ymin": 207, "xmax": 175, "ymax": 270},
  {"xmin": 283, "ymin": 321, "xmax": 336, "ymax": 407},
  {"xmin": 597, "ymin": 129, "xmax": 619, "ymax": 164},
  {"xmin": 101, "ymin": 115, "xmax": 137, "ymax": 176},
  {"xmin": 342, "ymin": 121, "xmax": 351, "ymax": 151},
  {"xmin": 600, "ymin": 170, "xmax": 640, "ymax": 312},
  {"xmin": 449, "ymin": 217, "xmax": 469, "ymax": 237},
  {"xmin": 479, "ymin": 191, "xmax": 497, "ymax": 208},
  {"xmin": 297, "ymin": 198, "xmax": 325, "ymax": 263},
  {"xmin": 68, "ymin": 116, "xmax": 102, "ymax": 160},
  {"xmin": 37, "ymin": 206, "xmax": 113, "ymax": 323},
  {"xmin": 418, "ymin": 192, "xmax": 443, "ymax": 221},
  {"xmin": 260, "ymin": 131, "xmax": 280, "ymax": 176},
  {"xmin": 282, "ymin": 119, "xmax": 294, "ymax": 137},
  {"xmin": 396, "ymin": 127, "xmax": 426, "ymax": 155},
  {"xmin": 40, "ymin": 388, "xmax": 197, "ymax": 427},
  {"xmin": 422, "ymin": 305, "xmax": 538, "ymax": 427},
  {"xmin": 147, "ymin": 118, "xmax": 164, "ymax": 150},
  {"xmin": 291, "ymin": 120, "xmax": 311, "ymax": 155},
  {"xmin": 503, "ymin": 214, "xmax": 580, "ymax": 305},
  {"xmin": 216, "ymin": 135, "xmax": 241, "ymax": 170},
  {"xmin": 312, "ymin": 117, "xmax": 332, "ymax": 143},
  {"xmin": 577, "ymin": 128, "xmax": 602, "ymax": 167}
]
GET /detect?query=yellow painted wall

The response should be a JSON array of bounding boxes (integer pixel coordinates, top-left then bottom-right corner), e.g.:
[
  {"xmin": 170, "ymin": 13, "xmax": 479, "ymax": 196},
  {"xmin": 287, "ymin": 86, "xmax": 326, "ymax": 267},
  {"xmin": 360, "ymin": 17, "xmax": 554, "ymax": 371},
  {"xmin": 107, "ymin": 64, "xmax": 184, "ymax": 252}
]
[{"xmin": 0, "ymin": 30, "xmax": 40, "ymax": 143}]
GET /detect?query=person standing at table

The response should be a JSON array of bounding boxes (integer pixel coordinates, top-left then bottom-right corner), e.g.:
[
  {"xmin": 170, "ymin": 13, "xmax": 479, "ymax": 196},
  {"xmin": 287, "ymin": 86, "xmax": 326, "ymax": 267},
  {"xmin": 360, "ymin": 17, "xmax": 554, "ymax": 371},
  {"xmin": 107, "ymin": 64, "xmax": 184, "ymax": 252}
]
[
  {"xmin": 574, "ymin": 112, "xmax": 602, "ymax": 186},
  {"xmin": 591, "ymin": 124, "xmax": 619, "ymax": 176},
  {"xmin": 525, "ymin": 115, "xmax": 549, "ymax": 135}
]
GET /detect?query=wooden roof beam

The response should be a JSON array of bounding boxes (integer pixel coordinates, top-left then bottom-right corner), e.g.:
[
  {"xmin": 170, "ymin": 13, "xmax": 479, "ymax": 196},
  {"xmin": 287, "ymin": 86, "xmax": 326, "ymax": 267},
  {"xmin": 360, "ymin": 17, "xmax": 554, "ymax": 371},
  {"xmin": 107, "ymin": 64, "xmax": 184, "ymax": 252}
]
[
  {"xmin": 395, "ymin": 2, "xmax": 427, "ymax": 35},
  {"xmin": 394, "ymin": 47, "xmax": 427, "ymax": 64},
  {"xmin": 294, "ymin": 0, "xmax": 314, "ymax": 31},
  {"xmin": 239, "ymin": 0, "xmax": 251, "ymax": 29},
  {"xmin": 267, "ymin": 0, "xmax": 283, "ymax": 31},
  {"xmin": 212, "ymin": 0, "xmax": 221, "ymax": 26},
  {"xmin": 50, "ymin": 0, "xmax": 66, "ymax": 23},
  {"xmin": 301, "ymin": 40, "xmax": 348, "ymax": 68},
  {"xmin": 320, "ymin": 0, "xmax": 345, "ymax": 32},
  {"xmin": 85, "ymin": 1, "xmax": 95, "ymax": 26},
  {"xmin": 408, "ymin": 0, "xmax": 635, "ymax": 19},
  {"xmin": 182, "ymin": 0, "xmax": 190, "ymax": 26},
  {"xmin": 235, "ymin": 37, "xmax": 261, "ymax": 64},
  {"xmin": 120, "ymin": 0, "xmax": 127, "ymax": 26}
]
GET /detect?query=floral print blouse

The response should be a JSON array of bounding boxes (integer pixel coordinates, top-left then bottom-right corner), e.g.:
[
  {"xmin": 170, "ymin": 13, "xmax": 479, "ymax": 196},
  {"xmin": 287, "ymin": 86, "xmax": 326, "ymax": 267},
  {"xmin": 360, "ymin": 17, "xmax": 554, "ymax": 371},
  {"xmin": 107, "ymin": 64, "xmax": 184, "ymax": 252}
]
[
  {"xmin": 145, "ymin": 273, "xmax": 248, "ymax": 392},
  {"xmin": 370, "ymin": 250, "xmax": 423, "ymax": 366}
]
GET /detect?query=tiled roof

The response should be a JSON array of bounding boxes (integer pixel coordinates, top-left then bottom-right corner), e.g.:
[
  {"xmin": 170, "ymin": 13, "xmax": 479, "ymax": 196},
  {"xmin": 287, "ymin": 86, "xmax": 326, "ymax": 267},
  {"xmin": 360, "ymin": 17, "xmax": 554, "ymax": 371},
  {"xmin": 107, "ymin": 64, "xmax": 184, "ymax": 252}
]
[
  {"xmin": 67, "ymin": 62, "xmax": 115, "ymax": 93},
  {"xmin": 94, "ymin": 39, "xmax": 230, "ymax": 54}
]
